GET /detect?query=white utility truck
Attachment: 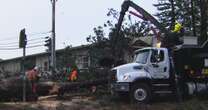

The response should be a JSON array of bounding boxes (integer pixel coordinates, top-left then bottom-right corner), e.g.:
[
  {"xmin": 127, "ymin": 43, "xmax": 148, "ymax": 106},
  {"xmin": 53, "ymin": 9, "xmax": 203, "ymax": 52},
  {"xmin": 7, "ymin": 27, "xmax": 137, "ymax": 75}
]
[
  {"xmin": 111, "ymin": 0, "xmax": 208, "ymax": 103},
  {"xmin": 111, "ymin": 44, "xmax": 208, "ymax": 102}
]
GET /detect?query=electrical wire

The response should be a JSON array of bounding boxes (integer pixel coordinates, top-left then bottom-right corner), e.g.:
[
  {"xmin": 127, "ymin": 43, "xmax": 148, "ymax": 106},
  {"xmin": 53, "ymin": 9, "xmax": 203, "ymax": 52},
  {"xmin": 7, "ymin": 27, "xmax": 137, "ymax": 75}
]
[
  {"xmin": 0, "ymin": 36, "xmax": 46, "ymax": 43},
  {"xmin": 27, "ymin": 37, "xmax": 47, "ymax": 42},
  {"xmin": 0, "ymin": 31, "xmax": 51, "ymax": 42},
  {"xmin": 0, "ymin": 44, "xmax": 44, "ymax": 50},
  {"xmin": 26, "ymin": 44, "xmax": 44, "ymax": 48},
  {"xmin": 27, "ymin": 41, "xmax": 45, "ymax": 45},
  {"xmin": 0, "ymin": 42, "xmax": 45, "ymax": 48},
  {"xmin": 0, "ymin": 36, "xmax": 48, "ymax": 46},
  {"xmin": 0, "ymin": 31, "xmax": 50, "ymax": 50},
  {"xmin": 0, "ymin": 40, "xmax": 42, "ymax": 46},
  {"xmin": 27, "ymin": 31, "xmax": 51, "ymax": 36},
  {"xmin": 0, "ymin": 47, "xmax": 20, "ymax": 50}
]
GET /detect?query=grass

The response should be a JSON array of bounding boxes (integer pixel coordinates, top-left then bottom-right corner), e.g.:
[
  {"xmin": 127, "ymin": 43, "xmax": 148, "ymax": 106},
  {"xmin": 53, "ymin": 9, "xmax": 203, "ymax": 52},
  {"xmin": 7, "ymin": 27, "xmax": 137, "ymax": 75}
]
[
  {"xmin": 180, "ymin": 98, "xmax": 208, "ymax": 110},
  {"xmin": 1, "ymin": 94, "xmax": 208, "ymax": 110}
]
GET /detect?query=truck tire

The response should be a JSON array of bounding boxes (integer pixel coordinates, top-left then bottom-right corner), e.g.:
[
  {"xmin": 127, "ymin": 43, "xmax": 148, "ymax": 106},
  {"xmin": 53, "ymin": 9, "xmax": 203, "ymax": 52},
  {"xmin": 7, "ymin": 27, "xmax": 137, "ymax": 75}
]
[{"xmin": 130, "ymin": 83, "xmax": 151, "ymax": 103}]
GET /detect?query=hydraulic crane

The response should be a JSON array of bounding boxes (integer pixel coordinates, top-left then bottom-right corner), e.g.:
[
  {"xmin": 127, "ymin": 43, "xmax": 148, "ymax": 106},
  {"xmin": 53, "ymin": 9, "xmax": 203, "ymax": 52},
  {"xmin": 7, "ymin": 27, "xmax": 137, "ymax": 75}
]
[{"xmin": 115, "ymin": 0, "xmax": 183, "ymax": 48}]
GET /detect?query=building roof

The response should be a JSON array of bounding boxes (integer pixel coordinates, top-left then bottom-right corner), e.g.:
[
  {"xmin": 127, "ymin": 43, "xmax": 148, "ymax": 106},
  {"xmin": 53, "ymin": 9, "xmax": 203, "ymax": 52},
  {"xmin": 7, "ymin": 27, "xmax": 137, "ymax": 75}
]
[{"xmin": 0, "ymin": 44, "xmax": 90, "ymax": 63}]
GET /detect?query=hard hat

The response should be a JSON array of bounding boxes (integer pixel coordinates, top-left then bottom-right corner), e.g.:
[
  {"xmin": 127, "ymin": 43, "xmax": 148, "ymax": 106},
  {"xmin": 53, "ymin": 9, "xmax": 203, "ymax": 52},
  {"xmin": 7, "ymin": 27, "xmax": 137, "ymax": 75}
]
[{"xmin": 34, "ymin": 66, "xmax": 39, "ymax": 70}]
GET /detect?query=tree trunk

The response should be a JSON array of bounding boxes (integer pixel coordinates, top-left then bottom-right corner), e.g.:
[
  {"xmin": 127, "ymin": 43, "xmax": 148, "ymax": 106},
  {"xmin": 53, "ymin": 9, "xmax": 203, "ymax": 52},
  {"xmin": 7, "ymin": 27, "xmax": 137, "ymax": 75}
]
[
  {"xmin": 169, "ymin": 0, "xmax": 175, "ymax": 29},
  {"xmin": 200, "ymin": 0, "xmax": 208, "ymax": 44},
  {"xmin": 191, "ymin": 0, "xmax": 196, "ymax": 36}
]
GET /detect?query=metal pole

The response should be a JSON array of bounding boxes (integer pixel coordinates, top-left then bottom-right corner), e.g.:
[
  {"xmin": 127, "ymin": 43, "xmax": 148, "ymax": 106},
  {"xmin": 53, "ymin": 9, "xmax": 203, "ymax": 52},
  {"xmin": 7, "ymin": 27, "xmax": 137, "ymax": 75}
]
[
  {"xmin": 51, "ymin": 0, "xmax": 56, "ymax": 72},
  {"xmin": 191, "ymin": 0, "xmax": 196, "ymax": 36},
  {"xmin": 23, "ymin": 46, "xmax": 26, "ymax": 102}
]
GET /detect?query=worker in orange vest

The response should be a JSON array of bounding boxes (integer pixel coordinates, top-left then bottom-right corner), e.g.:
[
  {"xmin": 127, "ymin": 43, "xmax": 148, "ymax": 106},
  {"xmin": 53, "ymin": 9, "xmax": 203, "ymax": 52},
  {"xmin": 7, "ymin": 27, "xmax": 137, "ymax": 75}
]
[
  {"xmin": 26, "ymin": 66, "xmax": 40, "ymax": 94},
  {"xmin": 69, "ymin": 67, "xmax": 78, "ymax": 82}
]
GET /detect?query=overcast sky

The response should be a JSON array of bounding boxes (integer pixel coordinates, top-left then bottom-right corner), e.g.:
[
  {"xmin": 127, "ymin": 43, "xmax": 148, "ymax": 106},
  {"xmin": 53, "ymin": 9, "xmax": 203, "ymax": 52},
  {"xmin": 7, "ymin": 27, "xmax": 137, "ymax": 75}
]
[{"xmin": 0, "ymin": 0, "xmax": 157, "ymax": 60}]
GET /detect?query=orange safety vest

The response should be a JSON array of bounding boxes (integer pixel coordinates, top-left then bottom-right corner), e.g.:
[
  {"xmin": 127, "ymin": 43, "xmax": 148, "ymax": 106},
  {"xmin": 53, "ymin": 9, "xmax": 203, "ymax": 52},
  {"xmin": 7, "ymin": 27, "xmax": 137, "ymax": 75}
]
[
  {"xmin": 26, "ymin": 69, "xmax": 38, "ymax": 81},
  {"xmin": 26, "ymin": 69, "xmax": 39, "ymax": 93},
  {"xmin": 69, "ymin": 69, "xmax": 78, "ymax": 81}
]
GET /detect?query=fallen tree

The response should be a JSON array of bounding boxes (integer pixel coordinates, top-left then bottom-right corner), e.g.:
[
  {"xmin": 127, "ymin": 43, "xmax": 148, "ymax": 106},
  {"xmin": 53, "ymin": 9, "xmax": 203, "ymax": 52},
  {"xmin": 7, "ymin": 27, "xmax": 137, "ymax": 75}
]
[
  {"xmin": 37, "ymin": 78, "xmax": 109, "ymax": 97},
  {"xmin": 0, "ymin": 68, "xmax": 111, "ymax": 102},
  {"xmin": 0, "ymin": 76, "xmax": 35, "ymax": 101},
  {"xmin": 0, "ymin": 76, "xmax": 109, "ymax": 102}
]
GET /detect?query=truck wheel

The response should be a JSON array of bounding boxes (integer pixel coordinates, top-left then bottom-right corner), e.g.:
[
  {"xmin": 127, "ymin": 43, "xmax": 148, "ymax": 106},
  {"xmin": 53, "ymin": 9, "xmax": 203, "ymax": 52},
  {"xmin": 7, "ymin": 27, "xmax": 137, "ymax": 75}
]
[{"xmin": 131, "ymin": 84, "xmax": 151, "ymax": 103}]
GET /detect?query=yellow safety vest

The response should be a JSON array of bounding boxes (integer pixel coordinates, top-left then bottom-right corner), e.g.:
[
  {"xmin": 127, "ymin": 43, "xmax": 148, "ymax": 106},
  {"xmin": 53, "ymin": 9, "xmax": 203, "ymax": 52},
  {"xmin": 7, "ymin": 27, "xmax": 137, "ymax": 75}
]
[{"xmin": 172, "ymin": 22, "xmax": 182, "ymax": 33}]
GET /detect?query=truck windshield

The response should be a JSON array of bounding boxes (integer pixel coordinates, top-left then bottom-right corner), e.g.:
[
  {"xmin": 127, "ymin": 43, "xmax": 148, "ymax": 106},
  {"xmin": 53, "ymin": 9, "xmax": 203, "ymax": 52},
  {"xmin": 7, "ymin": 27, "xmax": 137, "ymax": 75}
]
[{"xmin": 134, "ymin": 50, "xmax": 150, "ymax": 64}]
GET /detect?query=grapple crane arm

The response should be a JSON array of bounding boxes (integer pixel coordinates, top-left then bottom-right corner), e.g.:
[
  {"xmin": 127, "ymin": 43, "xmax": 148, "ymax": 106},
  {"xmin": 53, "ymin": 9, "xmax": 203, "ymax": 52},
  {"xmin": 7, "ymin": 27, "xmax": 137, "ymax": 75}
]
[{"xmin": 115, "ymin": 0, "xmax": 168, "ymax": 37}]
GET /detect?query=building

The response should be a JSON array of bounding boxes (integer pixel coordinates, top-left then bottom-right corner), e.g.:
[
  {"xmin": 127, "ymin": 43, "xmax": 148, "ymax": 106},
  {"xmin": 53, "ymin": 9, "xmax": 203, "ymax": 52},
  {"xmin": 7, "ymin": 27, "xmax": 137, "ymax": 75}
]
[
  {"xmin": 0, "ymin": 45, "xmax": 91, "ymax": 74},
  {"xmin": 0, "ymin": 37, "xmax": 150, "ymax": 75}
]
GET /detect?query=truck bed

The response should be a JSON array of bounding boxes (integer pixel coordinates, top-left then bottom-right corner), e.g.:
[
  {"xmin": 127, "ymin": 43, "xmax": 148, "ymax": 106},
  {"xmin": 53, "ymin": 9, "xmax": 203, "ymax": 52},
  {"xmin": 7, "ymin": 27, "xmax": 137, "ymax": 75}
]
[{"xmin": 173, "ymin": 47, "xmax": 208, "ymax": 80}]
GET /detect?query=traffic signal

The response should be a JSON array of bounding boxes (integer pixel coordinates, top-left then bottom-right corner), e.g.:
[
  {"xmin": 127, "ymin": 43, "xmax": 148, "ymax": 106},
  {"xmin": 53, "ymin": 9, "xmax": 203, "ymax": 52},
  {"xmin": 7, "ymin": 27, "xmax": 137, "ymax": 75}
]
[
  {"xmin": 44, "ymin": 36, "xmax": 52, "ymax": 52},
  {"xmin": 19, "ymin": 28, "xmax": 27, "ymax": 48}
]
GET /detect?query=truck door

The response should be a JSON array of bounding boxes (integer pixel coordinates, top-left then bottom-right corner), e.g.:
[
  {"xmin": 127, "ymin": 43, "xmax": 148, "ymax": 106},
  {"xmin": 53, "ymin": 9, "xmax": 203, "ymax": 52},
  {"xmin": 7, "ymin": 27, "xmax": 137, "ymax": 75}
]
[{"xmin": 149, "ymin": 49, "xmax": 170, "ymax": 79}]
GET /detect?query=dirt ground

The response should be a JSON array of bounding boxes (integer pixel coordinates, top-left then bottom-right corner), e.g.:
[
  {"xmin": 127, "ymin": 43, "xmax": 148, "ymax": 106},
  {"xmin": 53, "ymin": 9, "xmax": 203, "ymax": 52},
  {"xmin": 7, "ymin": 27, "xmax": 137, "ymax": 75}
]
[{"xmin": 0, "ymin": 94, "xmax": 208, "ymax": 110}]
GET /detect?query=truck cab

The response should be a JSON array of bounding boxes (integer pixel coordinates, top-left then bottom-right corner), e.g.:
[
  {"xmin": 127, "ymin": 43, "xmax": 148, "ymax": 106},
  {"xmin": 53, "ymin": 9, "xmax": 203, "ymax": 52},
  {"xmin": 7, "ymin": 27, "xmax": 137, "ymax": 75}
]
[
  {"xmin": 112, "ymin": 46, "xmax": 208, "ymax": 103},
  {"xmin": 111, "ymin": 47, "xmax": 173, "ymax": 102}
]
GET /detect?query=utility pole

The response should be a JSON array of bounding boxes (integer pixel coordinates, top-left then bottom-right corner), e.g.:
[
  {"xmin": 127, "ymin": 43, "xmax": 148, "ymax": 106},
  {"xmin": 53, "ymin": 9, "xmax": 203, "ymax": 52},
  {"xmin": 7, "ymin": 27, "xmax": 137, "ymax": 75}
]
[
  {"xmin": 19, "ymin": 28, "xmax": 27, "ymax": 102},
  {"xmin": 22, "ymin": 44, "xmax": 26, "ymax": 102},
  {"xmin": 51, "ymin": 0, "xmax": 57, "ymax": 71}
]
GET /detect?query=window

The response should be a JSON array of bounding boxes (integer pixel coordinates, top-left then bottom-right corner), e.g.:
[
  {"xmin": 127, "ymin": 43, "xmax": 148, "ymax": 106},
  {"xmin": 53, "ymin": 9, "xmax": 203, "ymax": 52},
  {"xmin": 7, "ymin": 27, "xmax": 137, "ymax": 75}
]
[
  {"xmin": 82, "ymin": 56, "xmax": 89, "ymax": 68},
  {"xmin": 134, "ymin": 50, "xmax": 150, "ymax": 64},
  {"xmin": 151, "ymin": 50, "xmax": 165, "ymax": 63}
]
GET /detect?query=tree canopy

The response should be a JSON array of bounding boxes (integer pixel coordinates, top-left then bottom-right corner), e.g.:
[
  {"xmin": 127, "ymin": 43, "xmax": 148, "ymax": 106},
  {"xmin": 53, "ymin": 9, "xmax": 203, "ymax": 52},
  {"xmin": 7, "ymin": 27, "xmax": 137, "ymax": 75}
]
[
  {"xmin": 86, "ymin": 8, "xmax": 151, "ymax": 67},
  {"xmin": 154, "ymin": 0, "xmax": 208, "ymax": 44}
]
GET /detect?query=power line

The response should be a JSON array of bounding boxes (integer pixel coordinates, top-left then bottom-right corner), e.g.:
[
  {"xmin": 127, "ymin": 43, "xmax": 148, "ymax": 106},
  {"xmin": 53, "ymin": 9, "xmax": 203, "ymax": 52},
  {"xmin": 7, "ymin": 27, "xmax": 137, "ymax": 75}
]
[
  {"xmin": 26, "ymin": 44, "xmax": 44, "ymax": 48},
  {"xmin": 0, "ymin": 41, "xmax": 44, "ymax": 48},
  {"xmin": 28, "ymin": 31, "xmax": 51, "ymax": 36},
  {"xmin": 0, "ymin": 44, "xmax": 44, "ymax": 50},
  {"xmin": 0, "ymin": 36, "xmax": 46, "ymax": 46},
  {"xmin": 0, "ymin": 31, "xmax": 51, "ymax": 42},
  {"xmin": 27, "ymin": 41, "xmax": 44, "ymax": 45},
  {"xmin": 27, "ymin": 37, "xmax": 46, "ymax": 42},
  {"xmin": 0, "ymin": 47, "xmax": 19, "ymax": 50},
  {"xmin": 0, "ymin": 35, "xmax": 47, "ymax": 43}
]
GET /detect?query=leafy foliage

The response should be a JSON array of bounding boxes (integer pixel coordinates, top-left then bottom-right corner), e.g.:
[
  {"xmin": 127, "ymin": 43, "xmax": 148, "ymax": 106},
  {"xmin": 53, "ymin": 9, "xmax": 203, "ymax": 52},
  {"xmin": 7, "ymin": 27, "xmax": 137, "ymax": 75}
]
[
  {"xmin": 86, "ymin": 8, "xmax": 152, "ymax": 67},
  {"xmin": 154, "ymin": 0, "xmax": 208, "ymax": 43}
]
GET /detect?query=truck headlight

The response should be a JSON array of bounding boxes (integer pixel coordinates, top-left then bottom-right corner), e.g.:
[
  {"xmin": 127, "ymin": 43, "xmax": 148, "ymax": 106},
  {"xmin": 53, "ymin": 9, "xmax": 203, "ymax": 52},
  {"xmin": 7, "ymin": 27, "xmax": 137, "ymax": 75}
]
[{"xmin": 123, "ymin": 75, "xmax": 131, "ymax": 81}]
